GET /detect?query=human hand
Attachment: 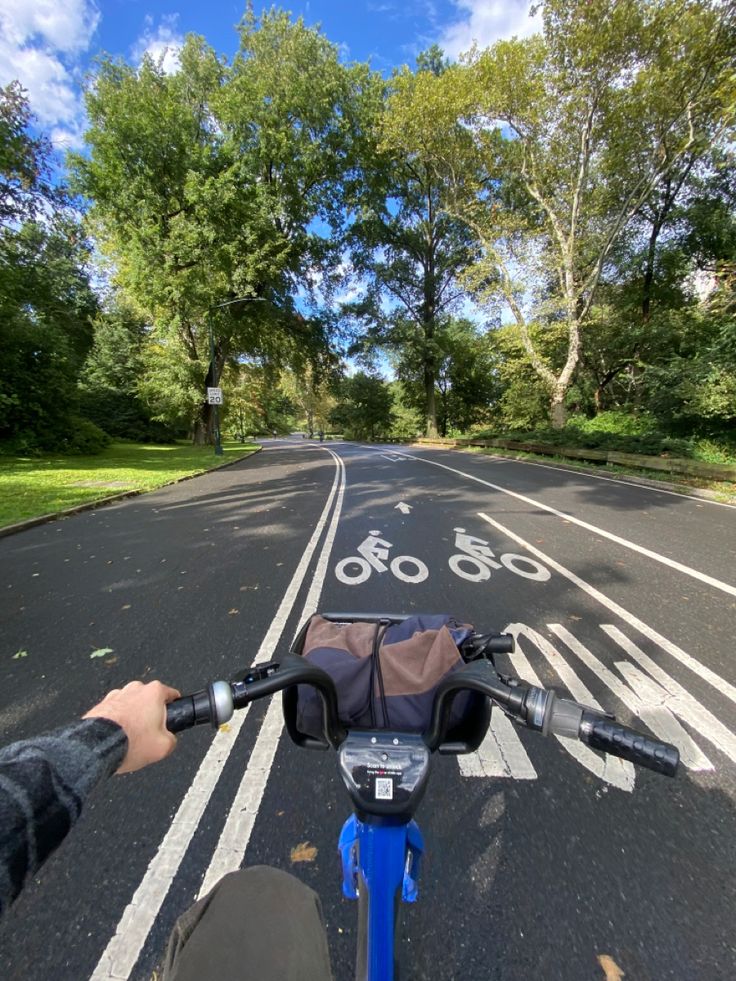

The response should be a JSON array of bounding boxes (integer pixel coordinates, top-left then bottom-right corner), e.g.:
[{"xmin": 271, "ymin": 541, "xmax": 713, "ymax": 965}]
[{"xmin": 83, "ymin": 680, "xmax": 181, "ymax": 774}]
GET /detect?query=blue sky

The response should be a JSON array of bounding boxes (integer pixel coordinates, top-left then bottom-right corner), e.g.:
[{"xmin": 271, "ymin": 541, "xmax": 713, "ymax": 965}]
[{"xmin": 0, "ymin": 0, "xmax": 540, "ymax": 152}]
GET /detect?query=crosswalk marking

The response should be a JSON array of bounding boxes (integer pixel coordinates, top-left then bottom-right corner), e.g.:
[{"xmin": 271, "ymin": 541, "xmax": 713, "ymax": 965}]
[
  {"xmin": 457, "ymin": 620, "xmax": 736, "ymax": 787},
  {"xmin": 602, "ymin": 624, "xmax": 736, "ymax": 765},
  {"xmin": 509, "ymin": 623, "xmax": 635, "ymax": 791},
  {"xmin": 550, "ymin": 624, "xmax": 714, "ymax": 772},
  {"xmin": 458, "ymin": 709, "xmax": 537, "ymax": 779}
]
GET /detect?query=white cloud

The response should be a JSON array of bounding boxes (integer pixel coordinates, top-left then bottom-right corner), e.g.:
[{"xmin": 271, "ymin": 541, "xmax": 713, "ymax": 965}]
[
  {"xmin": 439, "ymin": 0, "xmax": 542, "ymax": 60},
  {"xmin": 0, "ymin": 0, "xmax": 100, "ymax": 55},
  {"xmin": 132, "ymin": 15, "xmax": 184, "ymax": 75},
  {"xmin": 0, "ymin": 0, "xmax": 99, "ymax": 130}
]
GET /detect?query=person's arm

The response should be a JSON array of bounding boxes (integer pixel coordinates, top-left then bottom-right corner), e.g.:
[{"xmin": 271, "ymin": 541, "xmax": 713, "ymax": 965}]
[{"xmin": 0, "ymin": 680, "xmax": 179, "ymax": 916}]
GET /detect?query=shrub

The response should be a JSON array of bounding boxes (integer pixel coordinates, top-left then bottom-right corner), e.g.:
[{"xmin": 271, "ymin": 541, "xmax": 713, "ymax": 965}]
[{"xmin": 59, "ymin": 417, "xmax": 111, "ymax": 455}]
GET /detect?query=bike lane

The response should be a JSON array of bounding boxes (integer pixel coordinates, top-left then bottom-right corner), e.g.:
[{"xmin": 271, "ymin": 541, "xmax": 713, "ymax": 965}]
[
  {"xmin": 240, "ymin": 441, "xmax": 736, "ymax": 981},
  {"xmin": 402, "ymin": 444, "xmax": 736, "ymax": 591},
  {"xmin": 0, "ymin": 444, "xmax": 342, "ymax": 981}
]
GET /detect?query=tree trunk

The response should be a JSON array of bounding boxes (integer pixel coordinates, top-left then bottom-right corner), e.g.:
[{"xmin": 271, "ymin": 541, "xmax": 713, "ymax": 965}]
[
  {"xmin": 192, "ymin": 403, "xmax": 217, "ymax": 445},
  {"xmin": 425, "ymin": 370, "xmax": 438, "ymax": 437},
  {"xmin": 550, "ymin": 391, "xmax": 567, "ymax": 429}
]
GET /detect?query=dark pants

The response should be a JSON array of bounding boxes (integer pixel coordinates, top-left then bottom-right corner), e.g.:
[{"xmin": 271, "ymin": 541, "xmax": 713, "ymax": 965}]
[{"xmin": 162, "ymin": 866, "xmax": 333, "ymax": 981}]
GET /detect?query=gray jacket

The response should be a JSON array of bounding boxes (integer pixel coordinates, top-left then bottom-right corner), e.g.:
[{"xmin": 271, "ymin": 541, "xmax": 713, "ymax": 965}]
[{"xmin": 0, "ymin": 718, "xmax": 127, "ymax": 916}]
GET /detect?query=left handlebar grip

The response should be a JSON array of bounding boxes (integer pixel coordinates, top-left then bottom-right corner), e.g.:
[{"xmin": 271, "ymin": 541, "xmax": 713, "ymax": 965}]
[
  {"xmin": 166, "ymin": 682, "xmax": 234, "ymax": 733},
  {"xmin": 166, "ymin": 696, "xmax": 197, "ymax": 733}
]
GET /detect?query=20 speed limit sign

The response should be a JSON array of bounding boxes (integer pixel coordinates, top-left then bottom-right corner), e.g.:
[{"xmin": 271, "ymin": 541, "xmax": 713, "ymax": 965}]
[{"xmin": 206, "ymin": 387, "xmax": 223, "ymax": 405}]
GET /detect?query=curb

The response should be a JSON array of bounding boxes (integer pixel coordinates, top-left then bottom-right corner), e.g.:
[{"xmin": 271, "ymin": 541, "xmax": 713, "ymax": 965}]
[
  {"xmin": 410, "ymin": 443, "xmax": 734, "ymax": 505},
  {"xmin": 0, "ymin": 446, "xmax": 262, "ymax": 540}
]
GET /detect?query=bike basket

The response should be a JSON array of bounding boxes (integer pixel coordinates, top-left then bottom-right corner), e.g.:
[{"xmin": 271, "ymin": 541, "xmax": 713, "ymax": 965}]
[{"xmin": 284, "ymin": 614, "xmax": 490, "ymax": 752}]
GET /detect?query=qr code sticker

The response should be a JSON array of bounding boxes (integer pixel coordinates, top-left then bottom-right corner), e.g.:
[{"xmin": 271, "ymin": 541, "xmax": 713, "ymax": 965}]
[{"xmin": 375, "ymin": 777, "xmax": 394, "ymax": 801}]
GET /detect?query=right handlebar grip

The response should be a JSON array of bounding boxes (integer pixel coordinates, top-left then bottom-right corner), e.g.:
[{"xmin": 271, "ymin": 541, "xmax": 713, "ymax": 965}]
[
  {"xmin": 581, "ymin": 712, "xmax": 679, "ymax": 777},
  {"xmin": 166, "ymin": 696, "xmax": 197, "ymax": 733}
]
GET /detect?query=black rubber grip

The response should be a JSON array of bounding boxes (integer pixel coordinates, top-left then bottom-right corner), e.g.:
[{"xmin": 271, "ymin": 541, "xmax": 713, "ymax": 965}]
[
  {"xmin": 583, "ymin": 713, "xmax": 679, "ymax": 777},
  {"xmin": 166, "ymin": 696, "xmax": 197, "ymax": 733}
]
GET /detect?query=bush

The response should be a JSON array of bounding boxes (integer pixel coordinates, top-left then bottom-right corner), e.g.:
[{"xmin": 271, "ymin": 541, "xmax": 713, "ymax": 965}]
[
  {"xmin": 567, "ymin": 410, "xmax": 658, "ymax": 437},
  {"xmin": 58, "ymin": 416, "xmax": 111, "ymax": 455}
]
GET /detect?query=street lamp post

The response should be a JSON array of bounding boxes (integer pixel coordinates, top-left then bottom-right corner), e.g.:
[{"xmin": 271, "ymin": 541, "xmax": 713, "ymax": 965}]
[
  {"xmin": 207, "ymin": 310, "xmax": 224, "ymax": 455},
  {"xmin": 206, "ymin": 295, "xmax": 267, "ymax": 456}
]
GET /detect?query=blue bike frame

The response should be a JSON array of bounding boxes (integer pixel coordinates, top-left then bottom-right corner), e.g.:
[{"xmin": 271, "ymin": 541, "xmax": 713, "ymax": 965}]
[{"xmin": 339, "ymin": 814, "xmax": 425, "ymax": 981}]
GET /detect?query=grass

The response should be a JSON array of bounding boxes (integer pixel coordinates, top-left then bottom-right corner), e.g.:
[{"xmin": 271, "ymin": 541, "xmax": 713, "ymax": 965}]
[
  {"xmin": 0, "ymin": 440, "xmax": 260, "ymax": 528},
  {"xmin": 464, "ymin": 445, "xmax": 736, "ymax": 504}
]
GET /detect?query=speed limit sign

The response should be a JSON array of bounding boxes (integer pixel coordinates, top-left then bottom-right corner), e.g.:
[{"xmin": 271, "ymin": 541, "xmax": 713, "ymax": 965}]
[{"xmin": 207, "ymin": 387, "xmax": 223, "ymax": 405}]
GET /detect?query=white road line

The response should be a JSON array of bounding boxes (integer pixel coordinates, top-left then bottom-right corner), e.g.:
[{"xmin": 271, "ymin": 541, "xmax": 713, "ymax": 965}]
[
  {"xmin": 394, "ymin": 453, "xmax": 736, "ymax": 597},
  {"xmin": 90, "ymin": 448, "xmax": 344, "ymax": 981},
  {"xmin": 471, "ymin": 451, "xmax": 736, "ymax": 510},
  {"xmin": 458, "ymin": 709, "xmax": 537, "ymax": 779},
  {"xmin": 479, "ymin": 511, "xmax": 736, "ymax": 707},
  {"xmin": 601, "ymin": 625, "xmax": 736, "ymax": 765},
  {"xmin": 508, "ymin": 623, "xmax": 635, "ymax": 791},
  {"xmin": 549, "ymin": 624, "xmax": 713, "ymax": 772},
  {"xmin": 197, "ymin": 450, "xmax": 347, "ymax": 898},
  {"xmin": 366, "ymin": 444, "xmax": 736, "ymax": 510}
]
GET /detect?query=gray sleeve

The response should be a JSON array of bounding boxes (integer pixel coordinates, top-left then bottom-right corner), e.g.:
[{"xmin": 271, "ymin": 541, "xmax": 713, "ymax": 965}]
[{"xmin": 0, "ymin": 717, "xmax": 128, "ymax": 917}]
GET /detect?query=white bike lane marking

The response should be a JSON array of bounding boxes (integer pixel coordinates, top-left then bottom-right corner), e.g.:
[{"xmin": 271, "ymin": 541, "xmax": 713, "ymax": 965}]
[
  {"xmin": 334, "ymin": 530, "xmax": 429, "ymax": 585},
  {"xmin": 90, "ymin": 448, "xmax": 345, "ymax": 981},
  {"xmin": 459, "ymin": 511, "xmax": 736, "ymax": 789},
  {"xmin": 391, "ymin": 452, "xmax": 736, "ymax": 597},
  {"xmin": 479, "ymin": 510, "xmax": 736, "ymax": 707},
  {"xmin": 333, "ymin": 527, "xmax": 553, "ymax": 587},
  {"xmin": 197, "ymin": 450, "xmax": 347, "ymax": 897}
]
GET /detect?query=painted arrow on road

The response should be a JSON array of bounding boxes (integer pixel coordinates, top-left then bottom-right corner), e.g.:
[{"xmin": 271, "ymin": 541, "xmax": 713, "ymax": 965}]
[{"xmin": 395, "ymin": 502, "xmax": 413, "ymax": 514}]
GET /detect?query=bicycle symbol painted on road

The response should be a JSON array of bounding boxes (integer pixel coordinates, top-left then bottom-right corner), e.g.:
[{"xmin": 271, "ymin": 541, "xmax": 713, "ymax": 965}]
[
  {"xmin": 449, "ymin": 528, "xmax": 551, "ymax": 583},
  {"xmin": 334, "ymin": 527, "xmax": 550, "ymax": 587},
  {"xmin": 334, "ymin": 531, "xmax": 430, "ymax": 585}
]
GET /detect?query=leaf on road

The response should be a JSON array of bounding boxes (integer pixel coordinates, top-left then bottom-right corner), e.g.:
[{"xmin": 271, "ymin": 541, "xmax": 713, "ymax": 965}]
[
  {"xmin": 90, "ymin": 647, "xmax": 114, "ymax": 659},
  {"xmin": 12, "ymin": 650, "xmax": 28, "ymax": 659},
  {"xmin": 122, "ymin": 604, "xmax": 131, "ymax": 610},
  {"xmin": 218, "ymin": 723, "xmax": 231, "ymax": 733},
  {"xmin": 597, "ymin": 955, "xmax": 624, "ymax": 980},
  {"xmin": 228, "ymin": 608, "xmax": 239, "ymax": 615},
  {"xmin": 105, "ymin": 657, "xmax": 118, "ymax": 666},
  {"xmin": 290, "ymin": 842, "xmax": 318, "ymax": 863}
]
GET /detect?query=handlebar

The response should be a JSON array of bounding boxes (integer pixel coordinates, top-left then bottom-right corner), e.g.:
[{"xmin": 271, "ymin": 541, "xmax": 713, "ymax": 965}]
[{"xmin": 166, "ymin": 633, "xmax": 679, "ymax": 778}]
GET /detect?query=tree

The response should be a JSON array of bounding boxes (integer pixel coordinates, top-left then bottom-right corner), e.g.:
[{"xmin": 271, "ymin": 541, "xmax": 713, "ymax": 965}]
[
  {"xmin": 0, "ymin": 81, "xmax": 57, "ymax": 228},
  {"xmin": 435, "ymin": 320, "xmax": 500, "ymax": 434},
  {"xmin": 0, "ymin": 220, "xmax": 99, "ymax": 450},
  {"xmin": 281, "ymin": 362, "xmax": 337, "ymax": 435},
  {"xmin": 344, "ymin": 52, "xmax": 476, "ymax": 437},
  {"xmin": 384, "ymin": 0, "xmax": 736, "ymax": 426},
  {"xmin": 72, "ymin": 12, "xmax": 364, "ymax": 443},
  {"xmin": 329, "ymin": 372, "xmax": 393, "ymax": 440},
  {"xmin": 78, "ymin": 302, "xmax": 175, "ymax": 440}
]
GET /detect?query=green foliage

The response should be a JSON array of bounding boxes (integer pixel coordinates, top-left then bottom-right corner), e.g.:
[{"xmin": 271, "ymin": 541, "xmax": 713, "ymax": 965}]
[
  {"xmin": 329, "ymin": 372, "xmax": 394, "ymax": 440},
  {"xmin": 0, "ymin": 220, "xmax": 99, "ymax": 451},
  {"xmin": 72, "ymin": 13, "xmax": 365, "ymax": 444},
  {"xmin": 0, "ymin": 81, "xmax": 57, "ymax": 227},
  {"xmin": 222, "ymin": 363, "xmax": 297, "ymax": 436},
  {"xmin": 387, "ymin": 382, "xmax": 422, "ymax": 439},
  {"xmin": 59, "ymin": 417, "xmax": 111, "ymax": 455},
  {"xmin": 79, "ymin": 304, "xmax": 178, "ymax": 441},
  {"xmin": 383, "ymin": 0, "xmax": 736, "ymax": 425}
]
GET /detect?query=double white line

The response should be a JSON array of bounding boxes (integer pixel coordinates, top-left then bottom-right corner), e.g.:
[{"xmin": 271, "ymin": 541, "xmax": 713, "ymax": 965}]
[{"xmin": 92, "ymin": 447, "xmax": 346, "ymax": 981}]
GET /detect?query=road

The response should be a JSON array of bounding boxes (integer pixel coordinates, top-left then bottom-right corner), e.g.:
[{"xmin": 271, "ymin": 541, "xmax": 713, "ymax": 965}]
[{"xmin": 1, "ymin": 439, "xmax": 735, "ymax": 980}]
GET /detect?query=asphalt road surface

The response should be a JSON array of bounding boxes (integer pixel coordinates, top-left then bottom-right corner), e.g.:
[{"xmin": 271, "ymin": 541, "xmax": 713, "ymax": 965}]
[{"xmin": 1, "ymin": 439, "xmax": 735, "ymax": 981}]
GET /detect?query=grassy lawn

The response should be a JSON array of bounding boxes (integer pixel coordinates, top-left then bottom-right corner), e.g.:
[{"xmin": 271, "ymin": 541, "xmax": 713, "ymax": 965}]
[{"xmin": 0, "ymin": 441, "xmax": 260, "ymax": 528}]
